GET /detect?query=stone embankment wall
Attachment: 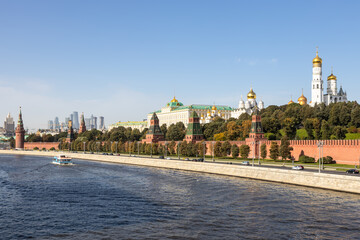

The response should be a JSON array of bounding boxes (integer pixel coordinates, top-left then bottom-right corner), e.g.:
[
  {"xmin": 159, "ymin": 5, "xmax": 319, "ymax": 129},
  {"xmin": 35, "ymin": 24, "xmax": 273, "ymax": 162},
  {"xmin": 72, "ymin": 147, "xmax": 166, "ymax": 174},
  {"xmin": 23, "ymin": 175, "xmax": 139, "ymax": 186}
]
[{"xmin": 1, "ymin": 150, "xmax": 360, "ymax": 194}]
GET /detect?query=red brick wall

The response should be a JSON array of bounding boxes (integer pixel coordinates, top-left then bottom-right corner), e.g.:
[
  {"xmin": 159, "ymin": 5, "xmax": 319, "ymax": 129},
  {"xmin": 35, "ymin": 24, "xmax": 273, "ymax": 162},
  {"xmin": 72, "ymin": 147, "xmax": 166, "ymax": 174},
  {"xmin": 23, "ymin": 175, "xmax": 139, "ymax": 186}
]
[
  {"xmin": 24, "ymin": 142, "xmax": 60, "ymax": 150},
  {"xmin": 155, "ymin": 139, "xmax": 360, "ymax": 165}
]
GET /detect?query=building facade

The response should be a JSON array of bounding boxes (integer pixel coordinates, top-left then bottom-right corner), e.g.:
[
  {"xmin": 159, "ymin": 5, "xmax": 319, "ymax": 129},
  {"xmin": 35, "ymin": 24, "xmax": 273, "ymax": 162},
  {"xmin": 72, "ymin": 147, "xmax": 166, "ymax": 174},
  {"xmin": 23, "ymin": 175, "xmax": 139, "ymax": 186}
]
[{"xmin": 109, "ymin": 121, "xmax": 147, "ymax": 131}]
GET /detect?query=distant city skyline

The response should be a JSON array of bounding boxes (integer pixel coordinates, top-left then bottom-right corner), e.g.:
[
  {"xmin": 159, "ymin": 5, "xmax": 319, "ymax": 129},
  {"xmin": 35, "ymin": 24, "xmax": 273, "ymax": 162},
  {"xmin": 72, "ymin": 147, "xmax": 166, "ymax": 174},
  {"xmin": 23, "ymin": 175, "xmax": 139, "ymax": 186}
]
[{"xmin": 1, "ymin": 1, "xmax": 360, "ymax": 129}]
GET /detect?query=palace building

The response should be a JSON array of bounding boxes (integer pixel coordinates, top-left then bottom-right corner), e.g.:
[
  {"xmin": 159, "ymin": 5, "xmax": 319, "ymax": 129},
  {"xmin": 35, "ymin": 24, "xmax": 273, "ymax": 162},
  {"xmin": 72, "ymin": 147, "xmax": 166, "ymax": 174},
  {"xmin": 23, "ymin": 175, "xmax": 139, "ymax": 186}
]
[
  {"xmin": 231, "ymin": 88, "xmax": 264, "ymax": 118},
  {"xmin": 147, "ymin": 96, "xmax": 233, "ymax": 127}
]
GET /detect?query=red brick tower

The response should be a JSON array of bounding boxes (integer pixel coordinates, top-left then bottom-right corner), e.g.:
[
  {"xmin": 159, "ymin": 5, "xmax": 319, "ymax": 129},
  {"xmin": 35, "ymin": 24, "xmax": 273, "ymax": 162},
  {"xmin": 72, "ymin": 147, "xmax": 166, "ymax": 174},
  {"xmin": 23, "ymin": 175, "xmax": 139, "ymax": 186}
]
[
  {"xmin": 15, "ymin": 107, "xmax": 25, "ymax": 150},
  {"xmin": 246, "ymin": 107, "xmax": 266, "ymax": 157},
  {"xmin": 66, "ymin": 120, "xmax": 75, "ymax": 143},
  {"xmin": 145, "ymin": 113, "xmax": 164, "ymax": 143},
  {"xmin": 79, "ymin": 113, "xmax": 86, "ymax": 134},
  {"xmin": 184, "ymin": 111, "xmax": 204, "ymax": 142}
]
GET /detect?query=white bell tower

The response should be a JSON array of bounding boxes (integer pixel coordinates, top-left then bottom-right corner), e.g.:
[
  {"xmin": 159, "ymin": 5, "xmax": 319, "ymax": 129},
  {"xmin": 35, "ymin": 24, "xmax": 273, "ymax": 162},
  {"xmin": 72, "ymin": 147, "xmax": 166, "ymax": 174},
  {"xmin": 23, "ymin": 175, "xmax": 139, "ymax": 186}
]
[{"xmin": 311, "ymin": 47, "xmax": 323, "ymax": 106}]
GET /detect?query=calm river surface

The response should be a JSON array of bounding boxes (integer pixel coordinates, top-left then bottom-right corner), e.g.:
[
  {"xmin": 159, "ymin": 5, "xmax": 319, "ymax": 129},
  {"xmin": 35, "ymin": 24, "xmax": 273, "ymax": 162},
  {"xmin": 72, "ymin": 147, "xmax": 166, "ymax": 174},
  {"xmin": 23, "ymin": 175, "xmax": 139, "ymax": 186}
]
[{"xmin": 1, "ymin": 154, "xmax": 360, "ymax": 239}]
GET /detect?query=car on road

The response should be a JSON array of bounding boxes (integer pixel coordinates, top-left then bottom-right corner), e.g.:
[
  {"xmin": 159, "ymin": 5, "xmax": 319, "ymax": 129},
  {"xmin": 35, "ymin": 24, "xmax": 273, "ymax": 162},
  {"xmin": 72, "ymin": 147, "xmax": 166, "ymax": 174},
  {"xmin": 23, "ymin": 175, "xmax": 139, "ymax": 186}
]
[
  {"xmin": 346, "ymin": 169, "xmax": 359, "ymax": 174},
  {"xmin": 184, "ymin": 158, "xmax": 189, "ymax": 161},
  {"xmin": 159, "ymin": 156, "xmax": 164, "ymax": 159},
  {"xmin": 292, "ymin": 165, "xmax": 304, "ymax": 170},
  {"xmin": 166, "ymin": 157, "xmax": 171, "ymax": 160},
  {"xmin": 241, "ymin": 161, "xmax": 250, "ymax": 165}
]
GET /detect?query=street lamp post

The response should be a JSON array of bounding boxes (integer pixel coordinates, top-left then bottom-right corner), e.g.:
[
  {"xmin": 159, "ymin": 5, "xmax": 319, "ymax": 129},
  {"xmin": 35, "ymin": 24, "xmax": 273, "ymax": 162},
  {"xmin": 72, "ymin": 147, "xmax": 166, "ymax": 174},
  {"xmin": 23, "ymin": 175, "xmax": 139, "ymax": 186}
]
[
  {"xmin": 96, "ymin": 142, "xmax": 99, "ymax": 154},
  {"xmin": 151, "ymin": 142, "xmax": 153, "ymax": 158},
  {"xmin": 252, "ymin": 141, "xmax": 255, "ymax": 167},
  {"xmin": 164, "ymin": 141, "xmax": 167, "ymax": 158},
  {"xmin": 115, "ymin": 141, "xmax": 118, "ymax": 155},
  {"xmin": 317, "ymin": 140, "xmax": 323, "ymax": 173},
  {"xmin": 212, "ymin": 141, "xmax": 214, "ymax": 161},
  {"xmin": 137, "ymin": 142, "xmax": 140, "ymax": 156},
  {"xmin": 203, "ymin": 141, "xmax": 206, "ymax": 161},
  {"xmin": 258, "ymin": 141, "xmax": 261, "ymax": 165},
  {"xmin": 83, "ymin": 142, "xmax": 86, "ymax": 154},
  {"xmin": 128, "ymin": 141, "xmax": 131, "ymax": 156},
  {"xmin": 177, "ymin": 141, "xmax": 180, "ymax": 159}
]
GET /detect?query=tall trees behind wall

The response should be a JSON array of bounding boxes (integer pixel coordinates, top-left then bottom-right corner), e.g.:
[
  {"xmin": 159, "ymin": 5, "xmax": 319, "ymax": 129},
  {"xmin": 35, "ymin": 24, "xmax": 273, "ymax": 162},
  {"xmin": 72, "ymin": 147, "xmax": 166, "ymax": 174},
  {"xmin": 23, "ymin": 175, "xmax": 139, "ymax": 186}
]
[{"xmin": 26, "ymin": 101, "xmax": 360, "ymax": 144}]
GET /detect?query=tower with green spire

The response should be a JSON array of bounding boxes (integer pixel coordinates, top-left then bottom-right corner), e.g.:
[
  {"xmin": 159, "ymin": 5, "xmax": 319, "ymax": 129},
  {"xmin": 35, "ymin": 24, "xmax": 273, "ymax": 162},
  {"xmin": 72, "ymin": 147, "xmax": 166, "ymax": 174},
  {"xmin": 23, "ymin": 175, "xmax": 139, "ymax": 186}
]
[
  {"xmin": 184, "ymin": 111, "xmax": 204, "ymax": 142},
  {"xmin": 15, "ymin": 107, "xmax": 25, "ymax": 149},
  {"xmin": 245, "ymin": 107, "xmax": 266, "ymax": 158},
  {"xmin": 66, "ymin": 120, "xmax": 75, "ymax": 143},
  {"xmin": 145, "ymin": 112, "xmax": 164, "ymax": 143}
]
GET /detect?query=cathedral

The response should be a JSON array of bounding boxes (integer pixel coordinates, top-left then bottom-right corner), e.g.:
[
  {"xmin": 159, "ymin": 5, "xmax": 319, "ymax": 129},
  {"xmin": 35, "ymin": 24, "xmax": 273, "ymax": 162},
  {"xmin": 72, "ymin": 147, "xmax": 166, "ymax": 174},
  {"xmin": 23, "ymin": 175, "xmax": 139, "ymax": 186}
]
[{"xmin": 231, "ymin": 88, "xmax": 264, "ymax": 118}]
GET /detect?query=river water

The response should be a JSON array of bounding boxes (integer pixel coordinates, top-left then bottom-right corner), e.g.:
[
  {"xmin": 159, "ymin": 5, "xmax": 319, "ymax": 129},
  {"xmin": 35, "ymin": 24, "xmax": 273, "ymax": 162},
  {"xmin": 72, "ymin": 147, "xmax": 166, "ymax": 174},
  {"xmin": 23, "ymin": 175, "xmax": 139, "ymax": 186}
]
[{"xmin": 1, "ymin": 154, "xmax": 360, "ymax": 239}]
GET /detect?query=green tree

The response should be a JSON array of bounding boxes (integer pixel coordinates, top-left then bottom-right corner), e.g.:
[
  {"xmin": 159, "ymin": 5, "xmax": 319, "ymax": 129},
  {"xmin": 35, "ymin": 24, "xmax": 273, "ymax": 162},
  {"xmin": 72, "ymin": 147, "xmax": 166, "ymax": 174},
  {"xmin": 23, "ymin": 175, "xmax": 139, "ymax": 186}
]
[
  {"xmin": 304, "ymin": 119, "xmax": 314, "ymax": 140},
  {"xmin": 160, "ymin": 124, "xmax": 167, "ymax": 138},
  {"xmin": 260, "ymin": 143, "xmax": 267, "ymax": 159},
  {"xmin": 333, "ymin": 126, "xmax": 347, "ymax": 139},
  {"xmin": 214, "ymin": 141, "xmax": 222, "ymax": 157},
  {"xmin": 231, "ymin": 144, "xmax": 239, "ymax": 159},
  {"xmin": 269, "ymin": 142, "xmax": 279, "ymax": 160},
  {"xmin": 239, "ymin": 144, "xmax": 250, "ymax": 159},
  {"xmin": 350, "ymin": 106, "xmax": 360, "ymax": 128},
  {"xmin": 166, "ymin": 123, "xmax": 186, "ymax": 141},
  {"xmin": 313, "ymin": 118, "xmax": 322, "ymax": 140},
  {"xmin": 179, "ymin": 141, "xmax": 188, "ymax": 156},
  {"xmin": 321, "ymin": 120, "xmax": 331, "ymax": 139},
  {"xmin": 186, "ymin": 142, "xmax": 197, "ymax": 157},
  {"xmin": 221, "ymin": 141, "xmax": 232, "ymax": 157},
  {"xmin": 279, "ymin": 136, "xmax": 293, "ymax": 165},
  {"xmin": 283, "ymin": 117, "xmax": 297, "ymax": 139}
]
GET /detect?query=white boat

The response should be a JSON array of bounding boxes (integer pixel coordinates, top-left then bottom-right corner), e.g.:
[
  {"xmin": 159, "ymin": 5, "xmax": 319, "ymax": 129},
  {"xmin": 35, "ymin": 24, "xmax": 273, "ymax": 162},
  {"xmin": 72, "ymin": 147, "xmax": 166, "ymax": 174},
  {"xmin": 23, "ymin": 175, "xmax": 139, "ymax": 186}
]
[{"xmin": 52, "ymin": 155, "xmax": 73, "ymax": 165}]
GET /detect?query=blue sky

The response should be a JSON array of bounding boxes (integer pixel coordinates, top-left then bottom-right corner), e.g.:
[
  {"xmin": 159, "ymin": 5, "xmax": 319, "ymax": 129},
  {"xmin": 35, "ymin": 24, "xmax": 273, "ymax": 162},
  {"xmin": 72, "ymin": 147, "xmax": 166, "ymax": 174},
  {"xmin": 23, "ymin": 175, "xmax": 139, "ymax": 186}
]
[{"xmin": 0, "ymin": 0, "xmax": 359, "ymax": 129}]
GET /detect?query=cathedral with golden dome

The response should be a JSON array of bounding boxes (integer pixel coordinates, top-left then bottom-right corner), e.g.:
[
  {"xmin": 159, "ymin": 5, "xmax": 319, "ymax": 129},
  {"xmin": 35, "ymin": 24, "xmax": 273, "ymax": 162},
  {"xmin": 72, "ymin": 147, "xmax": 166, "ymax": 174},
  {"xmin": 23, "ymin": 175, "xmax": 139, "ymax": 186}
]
[
  {"xmin": 289, "ymin": 48, "xmax": 348, "ymax": 106},
  {"xmin": 231, "ymin": 88, "xmax": 264, "ymax": 118}
]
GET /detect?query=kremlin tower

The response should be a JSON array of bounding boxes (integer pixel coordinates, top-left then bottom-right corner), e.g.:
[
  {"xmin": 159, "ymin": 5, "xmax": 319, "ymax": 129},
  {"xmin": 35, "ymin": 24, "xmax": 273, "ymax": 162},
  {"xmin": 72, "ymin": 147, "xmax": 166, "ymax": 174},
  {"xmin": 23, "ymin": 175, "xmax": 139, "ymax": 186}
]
[
  {"xmin": 66, "ymin": 120, "xmax": 75, "ymax": 143},
  {"xmin": 79, "ymin": 113, "xmax": 86, "ymax": 134},
  {"xmin": 145, "ymin": 113, "xmax": 164, "ymax": 143},
  {"xmin": 184, "ymin": 111, "xmax": 204, "ymax": 142},
  {"xmin": 15, "ymin": 107, "xmax": 25, "ymax": 150}
]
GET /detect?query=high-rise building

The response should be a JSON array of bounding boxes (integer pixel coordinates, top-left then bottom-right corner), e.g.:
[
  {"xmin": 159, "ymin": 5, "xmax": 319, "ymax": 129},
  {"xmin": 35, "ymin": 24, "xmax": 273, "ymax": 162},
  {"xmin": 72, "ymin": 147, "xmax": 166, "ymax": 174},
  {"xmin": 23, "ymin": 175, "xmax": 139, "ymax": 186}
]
[
  {"xmin": 85, "ymin": 118, "xmax": 91, "ymax": 130},
  {"xmin": 99, "ymin": 116, "xmax": 105, "ymax": 129},
  {"xmin": 90, "ymin": 115, "xmax": 97, "ymax": 129},
  {"xmin": 72, "ymin": 111, "xmax": 79, "ymax": 129},
  {"xmin": 4, "ymin": 113, "xmax": 15, "ymax": 136},
  {"xmin": 48, "ymin": 120, "xmax": 54, "ymax": 130},
  {"xmin": 54, "ymin": 117, "xmax": 60, "ymax": 130}
]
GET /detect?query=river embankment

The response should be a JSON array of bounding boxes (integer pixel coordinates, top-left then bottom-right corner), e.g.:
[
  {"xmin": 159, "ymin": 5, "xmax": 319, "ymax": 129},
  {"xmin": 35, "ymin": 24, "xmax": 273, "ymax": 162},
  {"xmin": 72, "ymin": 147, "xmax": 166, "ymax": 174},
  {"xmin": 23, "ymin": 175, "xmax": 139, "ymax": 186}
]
[{"xmin": 1, "ymin": 149, "xmax": 360, "ymax": 194}]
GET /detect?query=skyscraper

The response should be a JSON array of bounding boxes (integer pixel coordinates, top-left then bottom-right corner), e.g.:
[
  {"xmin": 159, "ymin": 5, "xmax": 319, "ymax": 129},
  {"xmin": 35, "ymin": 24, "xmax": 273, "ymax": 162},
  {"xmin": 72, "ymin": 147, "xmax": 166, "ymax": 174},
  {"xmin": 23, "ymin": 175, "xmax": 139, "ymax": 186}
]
[
  {"xmin": 54, "ymin": 117, "xmax": 60, "ymax": 130},
  {"xmin": 72, "ymin": 111, "xmax": 79, "ymax": 129},
  {"xmin": 85, "ymin": 118, "xmax": 91, "ymax": 130},
  {"xmin": 99, "ymin": 116, "xmax": 105, "ymax": 129},
  {"xmin": 4, "ymin": 113, "xmax": 15, "ymax": 137},
  {"xmin": 48, "ymin": 120, "xmax": 54, "ymax": 130}
]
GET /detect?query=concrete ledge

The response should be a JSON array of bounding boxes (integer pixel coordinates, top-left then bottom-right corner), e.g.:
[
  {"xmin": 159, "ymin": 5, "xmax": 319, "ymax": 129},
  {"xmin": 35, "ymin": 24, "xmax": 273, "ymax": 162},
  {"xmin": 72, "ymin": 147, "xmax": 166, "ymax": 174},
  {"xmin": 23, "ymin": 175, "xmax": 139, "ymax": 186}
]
[{"xmin": 1, "ymin": 150, "xmax": 360, "ymax": 194}]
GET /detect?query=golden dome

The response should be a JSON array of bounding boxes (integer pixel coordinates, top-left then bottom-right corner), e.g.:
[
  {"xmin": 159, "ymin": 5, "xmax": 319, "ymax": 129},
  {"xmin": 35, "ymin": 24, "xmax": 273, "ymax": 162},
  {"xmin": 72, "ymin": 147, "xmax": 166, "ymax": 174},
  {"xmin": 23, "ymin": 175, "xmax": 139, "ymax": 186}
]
[
  {"xmin": 327, "ymin": 73, "xmax": 337, "ymax": 80},
  {"xmin": 312, "ymin": 49, "xmax": 322, "ymax": 65},
  {"xmin": 247, "ymin": 88, "xmax": 256, "ymax": 99},
  {"xmin": 170, "ymin": 96, "xmax": 178, "ymax": 103},
  {"xmin": 212, "ymin": 105, "xmax": 217, "ymax": 110},
  {"xmin": 207, "ymin": 109, "xmax": 211, "ymax": 114},
  {"xmin": 298, "ymin": 93, "xmax": 307, "ymax": 106},
  {"xmin": 288, "ymin": 99, "xmax": 294, "ymax": 105}
]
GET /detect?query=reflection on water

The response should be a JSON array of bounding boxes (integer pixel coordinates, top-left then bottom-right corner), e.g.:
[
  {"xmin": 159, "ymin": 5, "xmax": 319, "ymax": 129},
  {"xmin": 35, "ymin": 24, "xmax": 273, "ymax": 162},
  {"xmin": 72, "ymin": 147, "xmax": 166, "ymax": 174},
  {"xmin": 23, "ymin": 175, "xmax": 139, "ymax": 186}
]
[{"xmin": 0, "ymin": 154, "xmax": 359, "ymax": 239}]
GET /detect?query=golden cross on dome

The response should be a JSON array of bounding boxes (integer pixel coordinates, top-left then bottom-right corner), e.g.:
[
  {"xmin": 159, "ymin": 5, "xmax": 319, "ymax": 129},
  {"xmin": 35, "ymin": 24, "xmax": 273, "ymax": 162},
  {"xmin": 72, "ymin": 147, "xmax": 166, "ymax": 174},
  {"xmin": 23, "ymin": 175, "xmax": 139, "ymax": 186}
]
[
  {"xmin": 331, "ymin": 66, "xmax": 333, "ymax": 74},
  {"xmin": 316, "ymin": 46, "xmax": 319, "ymax": 54}
]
